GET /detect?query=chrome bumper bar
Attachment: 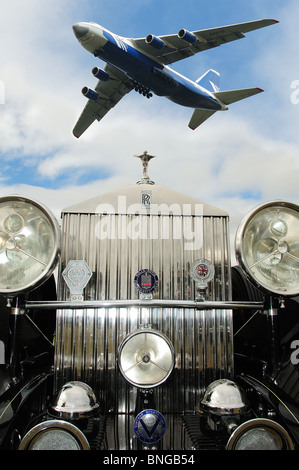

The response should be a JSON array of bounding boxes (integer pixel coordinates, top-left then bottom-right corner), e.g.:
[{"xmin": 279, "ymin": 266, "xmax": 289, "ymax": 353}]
[{"xmin": 25, "ymin": 299, "xmax": 264, "ymax": 310}]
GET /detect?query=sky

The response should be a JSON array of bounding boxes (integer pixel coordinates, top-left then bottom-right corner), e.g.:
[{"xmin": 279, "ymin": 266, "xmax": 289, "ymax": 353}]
[{"xmin": 1, "ymin": 0, "xmax": 299, "ymax": 262}]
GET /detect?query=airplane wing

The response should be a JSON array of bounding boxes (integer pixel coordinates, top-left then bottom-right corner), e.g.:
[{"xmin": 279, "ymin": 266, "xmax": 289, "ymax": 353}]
[
  {"xmin": 130, "ymin": 19, "xmax": 278, "ymax": 65},
  {"xmin": 73, "ymin": 64, "xmax": 134, "ymax": 138}
]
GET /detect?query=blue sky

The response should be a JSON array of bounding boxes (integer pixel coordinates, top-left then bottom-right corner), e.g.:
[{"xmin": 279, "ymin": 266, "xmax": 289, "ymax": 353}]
[{"xmin": 1, "ymin": 0, "xmax": 299, "ymax": 249}]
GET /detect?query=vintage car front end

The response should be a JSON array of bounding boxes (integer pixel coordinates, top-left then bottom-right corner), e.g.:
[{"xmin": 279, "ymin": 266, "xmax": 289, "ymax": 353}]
[{"xmin": 0, "ymin": 152, "xmax": 299, "ymax": 451}]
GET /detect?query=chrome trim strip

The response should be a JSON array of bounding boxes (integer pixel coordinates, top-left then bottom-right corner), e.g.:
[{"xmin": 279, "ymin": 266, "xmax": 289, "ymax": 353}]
[{"xmin": 25, "ymin": 300, "xmax": 264, "ymax": 310}]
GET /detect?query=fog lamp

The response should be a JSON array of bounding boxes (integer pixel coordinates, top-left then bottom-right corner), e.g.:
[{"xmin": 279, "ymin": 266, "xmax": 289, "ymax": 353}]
[
  {"xmin": 0, "ymin": 196, "xmax": 60, "ymax": 296},
  {"xmin": 118, "ymin": 328, "xmax": 174, "ymax": 388},
  {"xmin": 235, "ymin": 201, "xmax": 299, "ymax": 296},
  {"xmin": 49, "ymin": 381, "xmax": 100, "ymax": 420},
  {"xmin": 18, "ymin": 420, "xmax": 90, "ymax": 450},
  {"xmin": 201, "ymin": 379, "xmax": 249, "ymax": 416},
  {"xmin": 226, "ymin": 418, "xmax": 294, "ymax": 450}
]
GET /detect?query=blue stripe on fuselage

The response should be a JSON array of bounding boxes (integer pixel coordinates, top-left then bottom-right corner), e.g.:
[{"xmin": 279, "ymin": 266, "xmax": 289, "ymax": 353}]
[{"xmin": 100, "ymin": 30, "xmax": 221, "ymax": 111}]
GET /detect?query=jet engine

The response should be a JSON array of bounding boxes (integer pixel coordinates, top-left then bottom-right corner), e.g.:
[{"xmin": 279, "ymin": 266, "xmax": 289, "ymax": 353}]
[
  {"xmin": 178, "ymin": 29, "xmax": 197, "ymax": 44},
  {"xmin": 92, "ymin": 67, "xmax": 110, "ymax": 81},
  {"xmin": 145, "ymin": 34, "xmax": 165, "ymax": 49},
  {"xmin": 81, "ymin": 87, "xmax": 99, "ymax": 101}
]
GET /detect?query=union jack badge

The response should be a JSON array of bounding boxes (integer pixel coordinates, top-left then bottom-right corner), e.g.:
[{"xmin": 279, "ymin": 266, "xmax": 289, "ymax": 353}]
[{"xmin": 191, "ymin": 258, "xmax": 215, "ymax": 286}]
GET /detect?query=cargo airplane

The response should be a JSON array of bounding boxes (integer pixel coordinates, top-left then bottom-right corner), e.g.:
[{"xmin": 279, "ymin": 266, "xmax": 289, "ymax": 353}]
[{"xmin": 72, "ymin": 19, "xmax": 278, "ymax": 138}]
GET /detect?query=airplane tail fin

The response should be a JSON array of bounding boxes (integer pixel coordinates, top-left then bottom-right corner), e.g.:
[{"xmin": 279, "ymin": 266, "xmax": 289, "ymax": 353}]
[
  {"xmin": 196, "ymin": 69, "xmax": 220, "ymax": 92},
  {"xmin": 188, "ymin": 87, "xmax": 263, "ymax": 130},
  {"xmin": 188, "ymin": 70, "xmax": 220, "ymax": 129},
  {"xmin": 196, "ymin": 69, "xmax": 263, "ymax": 105},
  {"xmin": 213, "ymin": 87, "xmax": 263, "ymax": 105}
]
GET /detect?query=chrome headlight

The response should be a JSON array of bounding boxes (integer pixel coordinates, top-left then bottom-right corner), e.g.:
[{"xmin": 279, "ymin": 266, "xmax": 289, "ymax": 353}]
[
  {"xmin": 18, "ymin": 420, "xmax": 90, "ymax": 450},
  {"xmin": 0, "ymin": 196, "xmax": 60, "ymax": 296},
  {"xmin": 227, "ymin": 418, "xmax": 294, "ymax": 450},
  {"xmin": 118, "ymin": 328, "xmax": 175, "ymax": 388},
  {"xmin": 235, "ymin": 201, "xmax": 299, "ymax": 296}
]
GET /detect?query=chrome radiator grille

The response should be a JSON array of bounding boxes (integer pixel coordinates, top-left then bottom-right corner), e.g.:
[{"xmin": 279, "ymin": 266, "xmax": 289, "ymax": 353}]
[
  {"xmin": 55, "ymin": 305, "xmax": 233, "ymax": 410},
  {"xmin": 57, "ymin": 212, "xmax": 231, "ymax": 302},
  {"xmin": 54, "ymin": 183, "xmax": 233, "ymax": 448}
]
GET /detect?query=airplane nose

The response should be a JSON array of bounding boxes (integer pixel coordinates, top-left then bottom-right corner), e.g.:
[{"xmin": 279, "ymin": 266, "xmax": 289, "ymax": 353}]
[{"xmin": 73, "ymin": 23, "xmax": 89, "ymax": 39}]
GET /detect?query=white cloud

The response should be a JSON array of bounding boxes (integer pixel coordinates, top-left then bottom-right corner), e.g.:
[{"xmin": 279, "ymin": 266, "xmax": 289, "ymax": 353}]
[{"xmin": 0, "ymin": 0, "xmax": 299, "ymax": 265}]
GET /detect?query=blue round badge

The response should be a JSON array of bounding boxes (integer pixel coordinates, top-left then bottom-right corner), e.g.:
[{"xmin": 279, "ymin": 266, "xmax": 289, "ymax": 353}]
[
  {"xmin": 134, "ymin": 269, "xmax": 159, "ymax": 294},
  {"xmin": 134, "ymin": 409, "xmax": 166, "ymax": 444}
]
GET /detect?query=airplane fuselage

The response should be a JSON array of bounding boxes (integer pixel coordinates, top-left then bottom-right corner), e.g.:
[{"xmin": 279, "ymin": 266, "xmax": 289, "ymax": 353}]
[{"xmin": 74, "ymin": 22, "xmax": 223, "ymax": 111}]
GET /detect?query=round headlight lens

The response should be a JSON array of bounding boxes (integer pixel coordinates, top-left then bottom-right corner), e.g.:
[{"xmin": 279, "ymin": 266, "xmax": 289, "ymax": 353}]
[
  {"xmin": 18, "ymin": 420, "xmax": 90, "ymax": 450},
  {"xmin": 0, "ymin": 196, "xmax": 60, "ymax": 296},
  {"xmin": 118, "ymin": 329, "xmax": 175, "ymax": 388},
  {"xmin": 226, "ymin": 418, "xmax": 294, "ymax": 450},
  {"xmin": 235, "ymin": 201, "xmax": 299, "ymax": 296}
]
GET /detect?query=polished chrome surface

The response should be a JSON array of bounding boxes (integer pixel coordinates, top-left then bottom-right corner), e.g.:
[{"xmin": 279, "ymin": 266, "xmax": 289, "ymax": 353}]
[
  {"xmin": 226, "ymin": 418, "xmax": 295, "ymax": 450},
  {"xmin": 118, "ymin": 328, "xmax": 175, "ymax": 388},
  {"xmin": 26, "ymin": 299, "xmax": 263, "ymax": 310},
  {"xmin": 19, "ymin": 420, "xmax": 90, "ymax": 450},
  {"xmin": 135, "ymin": 151, "xmax": 156, "ymax": 185},
  {"xmin": 235, "ymin": 200, "xmax": 299, "ymax": 296},
  {"xmin": 61, "ymin": 183, "xmax": 229, "ymax": 216},
  {"xmin": 54, "ymin": 181, "xmax": 233, "ymax": 449},
  {"xmin": 50, "ymin": 381, "xmax": 100, "ymax": 419},
  {"xmin": 62, "ymin": 260, "xmax": 93, "ymax": 301},
  {"xmin": 0, "ymin": 195, "xmax": 60, "ymax": 296},
  {"xmin": 200, "ymin": 379, "xmax": 249, "ymax": 415}
]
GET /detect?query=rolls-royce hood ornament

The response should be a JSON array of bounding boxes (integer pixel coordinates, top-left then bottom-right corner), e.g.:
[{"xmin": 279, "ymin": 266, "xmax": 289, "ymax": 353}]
[{"xmin": 135, "ymin": 151, "xmax": 156, "ymax": 185}]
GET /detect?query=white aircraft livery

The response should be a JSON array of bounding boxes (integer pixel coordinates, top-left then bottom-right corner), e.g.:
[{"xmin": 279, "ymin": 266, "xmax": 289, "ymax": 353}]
[{"xmin": 72, "ymin": 19, "xmax": 278, "ymax": 138}]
